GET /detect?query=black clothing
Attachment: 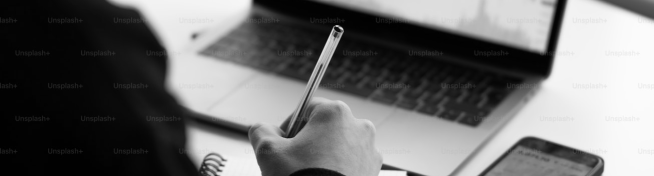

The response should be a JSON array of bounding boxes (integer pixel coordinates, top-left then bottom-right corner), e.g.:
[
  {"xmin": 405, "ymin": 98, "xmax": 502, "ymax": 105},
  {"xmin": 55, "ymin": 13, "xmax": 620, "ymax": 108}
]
[
  {"xmin": 1, "ymin": 0, "xmax": 344, "ymax": 176},
  {"xmin": 290, "ymin": 168, "xmax": 346, "ymax": 176}
]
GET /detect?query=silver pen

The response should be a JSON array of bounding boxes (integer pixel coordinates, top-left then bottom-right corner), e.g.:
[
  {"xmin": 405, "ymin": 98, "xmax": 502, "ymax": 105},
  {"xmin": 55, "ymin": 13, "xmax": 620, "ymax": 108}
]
[{"xmin": 285, "ymin": 25, "xmax": 344, "ymax": 138}]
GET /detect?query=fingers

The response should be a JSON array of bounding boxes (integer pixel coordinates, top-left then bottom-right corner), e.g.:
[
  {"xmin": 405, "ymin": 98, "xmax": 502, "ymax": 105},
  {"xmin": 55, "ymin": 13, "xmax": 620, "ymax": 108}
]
[
  {"xmin": 305, "ymin": 97, "xmax": 353, "ymax": 125},
  {"xmin": 283, "ymin": 97, "xmax": 354, "ymax": 137},
  {"xmin": 248, "ymin": 123, "xmax": 286, "ymax": 154},
  {"xmin": 358, "ymin": 119, "xmax": 377, "ymax": 134},
  {"xmin": 356, "ymin": 119, "xmax": 383, "ymax": 169}
]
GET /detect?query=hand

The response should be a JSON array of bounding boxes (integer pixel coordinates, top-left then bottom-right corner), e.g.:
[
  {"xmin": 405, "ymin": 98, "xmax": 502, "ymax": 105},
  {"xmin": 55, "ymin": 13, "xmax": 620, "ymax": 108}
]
[{"xmin": 248, "ymin": 97, "xmax": 382, "ymax": 176}]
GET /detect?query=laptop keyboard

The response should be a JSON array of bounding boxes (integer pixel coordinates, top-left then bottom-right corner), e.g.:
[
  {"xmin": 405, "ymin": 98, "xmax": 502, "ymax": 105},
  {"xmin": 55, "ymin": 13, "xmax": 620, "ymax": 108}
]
[{"xmin": 200, "ymin": 18, "xmax": 523, "ymax": 127}]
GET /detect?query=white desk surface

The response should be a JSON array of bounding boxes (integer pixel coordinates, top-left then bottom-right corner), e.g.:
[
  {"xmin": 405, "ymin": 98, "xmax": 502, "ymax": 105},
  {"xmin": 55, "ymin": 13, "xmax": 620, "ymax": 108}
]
[{"xmin": 113, "ymin": 0, "xmax": 654, "ymax": 175}]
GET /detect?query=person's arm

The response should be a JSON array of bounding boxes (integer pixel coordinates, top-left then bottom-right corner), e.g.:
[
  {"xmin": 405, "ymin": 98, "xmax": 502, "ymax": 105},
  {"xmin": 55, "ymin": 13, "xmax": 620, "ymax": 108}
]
[
  {"xmin": 249, "ymin": 97, "xmax": 383, "ymax": 176},
  {"xmin": 1, "ymin": 0, "xmax": 197, "ymax": 175}
]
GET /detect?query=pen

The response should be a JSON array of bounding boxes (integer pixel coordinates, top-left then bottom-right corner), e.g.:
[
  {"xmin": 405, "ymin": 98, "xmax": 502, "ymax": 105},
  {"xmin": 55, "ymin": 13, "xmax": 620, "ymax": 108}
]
[{"xmin": 285, "ymin": 25, "xmax": 344, "ymax": 138}]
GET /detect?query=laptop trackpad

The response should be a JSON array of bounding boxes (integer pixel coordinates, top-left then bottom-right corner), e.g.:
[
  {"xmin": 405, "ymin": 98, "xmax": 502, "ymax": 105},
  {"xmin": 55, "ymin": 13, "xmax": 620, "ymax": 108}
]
[{"xmin": 207, "ymin": 74, "xmax": 394, "ymax": 128}]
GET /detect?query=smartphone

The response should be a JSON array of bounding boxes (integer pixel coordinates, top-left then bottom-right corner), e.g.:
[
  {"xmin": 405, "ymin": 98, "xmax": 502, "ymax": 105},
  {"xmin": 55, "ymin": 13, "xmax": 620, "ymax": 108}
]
[{"xmin": 479, "ymin": 137, "xmax": 604, "ymax": 176}]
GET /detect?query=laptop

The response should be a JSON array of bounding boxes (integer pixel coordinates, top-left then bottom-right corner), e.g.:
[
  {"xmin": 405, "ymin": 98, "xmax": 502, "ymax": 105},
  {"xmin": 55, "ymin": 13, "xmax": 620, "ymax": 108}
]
[{"xmin": 167, "ymin": 0, "xmax": 568, "ymax": 175}]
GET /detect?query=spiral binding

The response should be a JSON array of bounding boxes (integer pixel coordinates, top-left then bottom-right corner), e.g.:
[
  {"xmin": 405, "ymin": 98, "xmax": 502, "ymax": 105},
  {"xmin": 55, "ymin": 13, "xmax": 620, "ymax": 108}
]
[{"xmin": 199, "ymin": 153, "xmax": 228, "ymax": 176}]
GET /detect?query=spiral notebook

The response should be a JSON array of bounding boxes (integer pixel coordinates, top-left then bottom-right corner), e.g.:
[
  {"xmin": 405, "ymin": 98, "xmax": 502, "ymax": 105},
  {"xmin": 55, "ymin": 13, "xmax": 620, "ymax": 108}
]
[{"xmin": 199, "ymin": 153, "xmax": 407, "ymax": 176}]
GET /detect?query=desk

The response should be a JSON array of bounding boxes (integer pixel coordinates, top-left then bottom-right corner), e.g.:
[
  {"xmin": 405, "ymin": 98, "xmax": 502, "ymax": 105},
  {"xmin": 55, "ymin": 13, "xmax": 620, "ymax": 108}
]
[
  {"xmin": 114, "ymin": 0, "xmax": 654, "ymax": 175},
  {"xmin": 455, "ymin": 1, "xmax": 654, "ymax": 175}
]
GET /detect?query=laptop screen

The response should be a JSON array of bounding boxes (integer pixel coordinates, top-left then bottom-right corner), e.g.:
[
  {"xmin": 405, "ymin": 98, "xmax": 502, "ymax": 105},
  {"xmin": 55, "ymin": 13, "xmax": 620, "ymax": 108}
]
[{"xmin": 314, "ymin": 0, "xmax": 558, "ymax": 53}]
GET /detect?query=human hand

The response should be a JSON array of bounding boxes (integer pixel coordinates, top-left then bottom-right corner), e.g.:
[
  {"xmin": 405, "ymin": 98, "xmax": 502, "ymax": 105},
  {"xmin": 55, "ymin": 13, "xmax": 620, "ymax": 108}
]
[{"xmin": 248, "ymin": 97, "xmax": 382, "ymax": 176}]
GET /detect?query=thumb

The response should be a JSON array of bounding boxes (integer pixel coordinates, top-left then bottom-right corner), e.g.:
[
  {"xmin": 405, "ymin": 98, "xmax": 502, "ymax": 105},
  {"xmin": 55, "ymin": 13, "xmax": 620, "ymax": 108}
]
[{"xmin": 248, "ymin": 123, "xmax": 286, "ymax": 153}]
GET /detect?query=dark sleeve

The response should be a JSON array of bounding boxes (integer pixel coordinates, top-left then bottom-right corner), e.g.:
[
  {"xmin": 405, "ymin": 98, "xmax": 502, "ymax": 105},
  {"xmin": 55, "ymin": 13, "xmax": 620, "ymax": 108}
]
[
  {"xmin": 290, "ymin": 168, "xmax": 346, "ymax": 176},
  {"xmin": 1, "ymin": 0, "xmax": 198, "ymax": 176}
]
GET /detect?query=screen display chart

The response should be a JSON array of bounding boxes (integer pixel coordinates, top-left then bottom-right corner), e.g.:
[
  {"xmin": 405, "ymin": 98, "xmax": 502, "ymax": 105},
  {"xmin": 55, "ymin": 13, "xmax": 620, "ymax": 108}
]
[{"xmin": 318, "ymin": 0, "xmax": 557, "ymax": 52}]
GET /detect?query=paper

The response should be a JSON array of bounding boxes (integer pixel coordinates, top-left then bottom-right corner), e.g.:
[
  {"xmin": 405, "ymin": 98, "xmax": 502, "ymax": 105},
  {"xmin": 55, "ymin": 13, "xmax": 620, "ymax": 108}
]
[
  {"xmin": 378, "ymin": 170, "xmax": 408, "ymax": 176},
  {"xmin": 213, "ymin": 156, "xmax": 407, "ymax": 176}
]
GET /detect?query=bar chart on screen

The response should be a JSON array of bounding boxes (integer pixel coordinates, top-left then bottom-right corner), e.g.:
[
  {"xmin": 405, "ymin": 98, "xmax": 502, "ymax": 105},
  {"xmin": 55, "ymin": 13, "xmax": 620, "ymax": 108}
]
[{"xmin": 319, "ymin": 0, "xmax": 557, "ymax": 52}]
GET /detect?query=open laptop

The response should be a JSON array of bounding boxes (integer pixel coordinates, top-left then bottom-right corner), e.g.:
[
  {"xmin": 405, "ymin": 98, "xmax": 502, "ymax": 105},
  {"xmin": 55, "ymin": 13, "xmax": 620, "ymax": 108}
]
[{"xmin": 167, "ymin": 0, "xmax": 567, "ymax": 175}]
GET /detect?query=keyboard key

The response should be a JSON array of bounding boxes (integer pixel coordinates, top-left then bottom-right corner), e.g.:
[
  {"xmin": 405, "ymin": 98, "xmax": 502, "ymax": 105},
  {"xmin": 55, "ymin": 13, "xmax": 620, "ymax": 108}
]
[
  {"xmin": 368, "ymin": 58, "xmax": 387, "ymax": 69},
  {"xmin": 328, "ymin": 59, "xmax": 345, "ymax": 68},
  {"xmin": 406, "ymin": 79, "xmax": 424, "ymax": 89},
  {"xmin": 379, "ymin": 86, "xmax": 404, "ymax": 97},
  {"xmin": 325, "ymin": 67, "xmax": 344, "ymax": 80},
  {"xmin": 278, "ymin": 63, "xmax": 311, "ymax": 80},
  {"xmin": 442, "ymin": 88, "xmax": 464, "ymax": 99},
  {"xmin": 461, "ymin": 94, "xmax": 483, "ymax": 105},
  {"xmin": 441, "ymin": 100, "xmax": 490, "ymax": 125},
  {"xmin": 474, "ymin": 110, "xmax": 489, "ymax": 118},
  {"xmin": 487, "ymin": 80, "xmax": 509, "ymax": 90},
  {"xmin": 347, "ymin": 56, "xmax": 370, "ymax": 65},
  {"xmin": 343, "ymin": 72, "xmax": 364, "ymax": 84},
  {"xmin": 440, "ymin": 109, "xmax": 462, "ymax": 121},
  {"xmin": 417, "ymin": 104, "xmax": 439, "ymax": 115},
  {"xmin": 345, "ymin": 64, "xmax": 363, "ymax": 73},
  {"xmin": 469, "ymin": 85, "xmax": 488, "ymax": 95},
  {"xmin": 396, "ymin": 99, "xmax": 419, "ymax": 110},
  {"xmin": 422, "ymin": 92, "xmax": 444, "ymax": 105},
  {"xmin": 401, "ymin": 88, "xmax": 424, "ymax": 100},
  {"xmin": 362, "ymin": 67, "xmax": 383, "ymax": 78},
  {"xmin": 480, "ymin": 89, "xmax": 508, "ymax": 108},
  {"xmin": 256, "ymin": 58, "xmax": 282, "ymax": 71},
  {"xmin": 388, "ymin": 61, "xmax": 410, "ymax": 74},
  {"xmin": 441, "ymin": 99, "xmax": 485, "ymax": 113},
  {"xmin": 371, "ymin": 93, "xmax": 398, "ymax": 105},
  {"xmin": 363, "ymin": 79, "xmax": 381, "ymax": 90},
  {"xmin": 459, "ymin": 113, "xmax": 485, "ymax": 127},
  {"xmin": 383, "ymin": 74, "xmax": 403, "ymax": 83},
  {"xmin": 424, "ymin": 83, "xmax": 443, "ymax": 94}
]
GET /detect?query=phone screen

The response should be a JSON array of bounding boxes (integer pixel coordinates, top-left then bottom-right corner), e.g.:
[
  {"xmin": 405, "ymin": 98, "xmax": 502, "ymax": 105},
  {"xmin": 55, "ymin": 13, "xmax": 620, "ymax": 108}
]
[{"xmin": 482, "ymin": 138, "xmax": 600, "ymax": 176}]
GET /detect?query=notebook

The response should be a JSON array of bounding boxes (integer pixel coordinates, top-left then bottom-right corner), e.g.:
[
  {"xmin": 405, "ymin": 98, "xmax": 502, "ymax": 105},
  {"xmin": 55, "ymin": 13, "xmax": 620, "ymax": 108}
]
[{"xmin": 199, "ymin": 153, "xmax": 408, "ymax": 176}]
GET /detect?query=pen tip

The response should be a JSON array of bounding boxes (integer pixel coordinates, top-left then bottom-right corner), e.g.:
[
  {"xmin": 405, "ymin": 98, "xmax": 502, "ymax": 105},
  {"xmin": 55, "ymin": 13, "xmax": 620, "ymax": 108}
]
[{"xmin": 333, "ymin": 25, "xmax": 344, "ymax": 33}]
